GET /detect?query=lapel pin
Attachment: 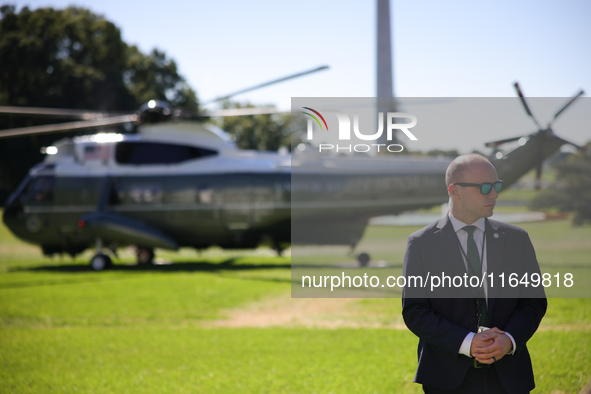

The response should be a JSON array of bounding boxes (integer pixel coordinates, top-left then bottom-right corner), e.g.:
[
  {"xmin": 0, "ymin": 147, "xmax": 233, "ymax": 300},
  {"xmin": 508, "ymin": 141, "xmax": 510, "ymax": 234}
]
[{"xmin": 493, "ymin": 233, "xmax": 499, "ymax": 239}]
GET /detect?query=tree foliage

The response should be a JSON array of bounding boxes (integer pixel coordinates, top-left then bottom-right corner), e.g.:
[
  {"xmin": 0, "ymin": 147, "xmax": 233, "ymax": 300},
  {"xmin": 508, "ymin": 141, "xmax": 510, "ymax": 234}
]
[
  {"xmin": 531, "ymin": 143, "xmax": 591, "ymax": 225},
  {"xmin": 125, "ymin": 46, "xmax": 197, "ymax": 112},
  {"xmin": 0, "ymin": 5, "xmax": 134, "ymax": 110},
  {"xmin": 0, "ymin": 5, "xmax": 198, "ymax": 202},
  {"xmin": 214, "ymin": 101, "xmax": 291, "ymax": 151},
  {"xmin": 0, "ymin": 5, "xmax": 197, "ymax": 111}
]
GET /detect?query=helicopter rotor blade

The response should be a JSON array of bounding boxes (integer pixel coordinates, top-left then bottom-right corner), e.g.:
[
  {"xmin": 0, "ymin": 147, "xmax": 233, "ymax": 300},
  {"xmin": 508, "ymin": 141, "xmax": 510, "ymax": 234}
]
[
  {"xmin": 484, "ymin": 136, "xmax": 523, "ymax": 148},
  {"xmin": 193, "ymin": 107, "xmax": 286, "ymax": 118},
  {"xmin": 513, "ymin": 82, "xmax": 542, "ymax": 130},
  {"xmin": 550, "ymin": 89, "xmax": 585, "ymax": 125},
  {"xmin": 0, "ymin": 114, "xmax": 138, "ymax": 139},
  {"xmin": 0, "ymin": 105, "xmax": 120, "ymax": 120},
  {"xmin": 551, "ymin": 133, "xmax": 585, "ymax": 152},
  {"xmin": 202, "ymin": 65, "xmax": 329, "ymax": 105}
]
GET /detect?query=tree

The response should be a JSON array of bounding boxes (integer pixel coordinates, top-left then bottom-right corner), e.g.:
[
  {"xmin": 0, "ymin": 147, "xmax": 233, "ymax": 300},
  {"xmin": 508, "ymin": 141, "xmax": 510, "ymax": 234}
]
[
  {"xmin": 214, "ymin": 101, "xmax": 291, "ymax": 151},
  {"xmin": 531, "ymin": 143, "xmax": 591, "ymax": 225},
  {"xmin": 0, "ymin": 5, "xmax": 198, "ymax": 111},
  {"xmin": 0, "ymin": 5, "xmax": 135, "ymax": 110},
  {"xmin": 0, "ymin": 5, "xmax": 198, "ymax": 202},
  {"xmin": 125, "ymin": 46, "xmax": 197, "ymax": 113}
]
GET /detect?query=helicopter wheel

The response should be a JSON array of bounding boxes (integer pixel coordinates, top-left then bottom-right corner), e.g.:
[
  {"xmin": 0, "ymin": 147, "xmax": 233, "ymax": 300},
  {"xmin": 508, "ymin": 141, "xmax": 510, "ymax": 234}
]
[
  {"xmin": 90, "ymin": 253, "xmax": 112, "ymax": 271},
  {"xmin": 357, "ymin": 252, "xmax": 370, "ymax": 267},
  {"xmin": 136, "ymin": 247, "xmax": 155, "ymax": 265}
]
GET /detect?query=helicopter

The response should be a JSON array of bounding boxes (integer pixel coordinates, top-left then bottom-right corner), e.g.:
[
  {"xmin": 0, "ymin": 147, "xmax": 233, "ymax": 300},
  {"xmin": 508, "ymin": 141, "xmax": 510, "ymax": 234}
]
[
  {"xmin": 0, "ymin": 82, "xmax": 585, "ymax": 270},
  {"xmin": 1, "ymin": 0, "xmax": 586, "ymax": 269},
  {"xmin": 0, "ymin": 65, "xmax": 323, "ymax": 270}
]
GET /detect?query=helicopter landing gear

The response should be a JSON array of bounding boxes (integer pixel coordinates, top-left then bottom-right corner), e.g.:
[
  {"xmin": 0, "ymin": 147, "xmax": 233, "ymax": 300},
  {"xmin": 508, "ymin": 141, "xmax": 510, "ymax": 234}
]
[
  {"xmin": 357, "ymin": 252, "xmax": 371, "ymax": 267},
  {"xmin": 90, "ymin": 238, "xmax": 113, "ymax": 271},
  {"xmin": 136, "ymin": 247, "xmax": 155, "ymax": 265},
  {"xmin": 90, "ymin": 253, "xmax": 112, "ymax": 271},
  {"xmin": 349, "ymin": 242, "xmax": 371, "ymax": 267}
]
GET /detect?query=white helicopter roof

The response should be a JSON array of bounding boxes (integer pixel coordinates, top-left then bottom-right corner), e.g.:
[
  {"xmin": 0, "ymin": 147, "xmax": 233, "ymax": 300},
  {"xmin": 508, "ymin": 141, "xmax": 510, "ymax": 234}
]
[
  {"xmin": 39, "ymin": 121, "xmax": 291, "ymax": 176},
  {"xmin": 138, "ymin": 121, "xmax": 237, "ymax": 151},
  {"xmin": 38, "ymin": 122, "xmax": 450, "ymax": 178}
]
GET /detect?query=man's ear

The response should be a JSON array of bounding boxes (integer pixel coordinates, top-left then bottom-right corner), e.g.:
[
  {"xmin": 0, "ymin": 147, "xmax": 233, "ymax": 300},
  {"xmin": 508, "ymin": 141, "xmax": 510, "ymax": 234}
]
[{"xmin": 448, "ymin": 184, "xmax": 458, "ymax": 197}]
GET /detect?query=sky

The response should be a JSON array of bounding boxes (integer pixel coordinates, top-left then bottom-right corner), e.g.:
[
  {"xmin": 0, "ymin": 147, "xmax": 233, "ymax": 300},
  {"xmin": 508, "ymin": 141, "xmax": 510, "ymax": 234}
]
[{"xmin": 9, "ymin": 0, "xmax": 591, "ymax": 153}]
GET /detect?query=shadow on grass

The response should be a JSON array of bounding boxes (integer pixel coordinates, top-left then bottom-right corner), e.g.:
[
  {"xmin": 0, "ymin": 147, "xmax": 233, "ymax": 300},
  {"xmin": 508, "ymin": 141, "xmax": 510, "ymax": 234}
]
[
  {"xmin": 6, "ymin": 259, "xmax": 403, "ymax": 289},
  {"xmin": 10, "ymin": 258, "xmax": 292, "ymax": 274},
  {"xmin": 3, "ymin": 258, "xmax": 297, "ymax": 288},
  {"xmin": 9, "ymin": 259, "xmax": 403, "ymax": 274}
]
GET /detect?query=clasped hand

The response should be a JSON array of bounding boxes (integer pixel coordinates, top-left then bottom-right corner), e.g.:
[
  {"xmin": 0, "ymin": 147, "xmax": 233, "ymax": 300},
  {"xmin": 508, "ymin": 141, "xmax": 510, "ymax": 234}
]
[{"xmin": 470, "ymin": 327, "xmax": 513, "ymax": 364}]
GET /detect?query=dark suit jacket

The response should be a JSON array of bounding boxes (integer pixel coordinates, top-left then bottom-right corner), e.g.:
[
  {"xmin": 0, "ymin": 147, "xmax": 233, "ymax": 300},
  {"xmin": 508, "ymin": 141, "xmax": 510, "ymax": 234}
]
[{"xmin": 402, "ymin": 216, "xmax": 547, "ymax": 393}]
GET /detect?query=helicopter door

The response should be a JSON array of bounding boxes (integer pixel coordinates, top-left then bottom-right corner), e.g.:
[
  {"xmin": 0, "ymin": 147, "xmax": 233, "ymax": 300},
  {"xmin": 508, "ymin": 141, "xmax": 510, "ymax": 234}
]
[
  {"xmin": 220, "ymin": 176, "xmax": 253, "ymax": 231},
  {"xmin": 21, "ymin": 175, "xmax": 55, "ymax": 233}
]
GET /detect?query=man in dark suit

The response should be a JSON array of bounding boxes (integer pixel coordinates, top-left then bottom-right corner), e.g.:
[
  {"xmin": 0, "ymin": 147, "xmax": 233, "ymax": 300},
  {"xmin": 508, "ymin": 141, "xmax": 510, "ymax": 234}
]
[{"xmin": 402, "ymin": 154, "xmax": 547, "ymax": 394}]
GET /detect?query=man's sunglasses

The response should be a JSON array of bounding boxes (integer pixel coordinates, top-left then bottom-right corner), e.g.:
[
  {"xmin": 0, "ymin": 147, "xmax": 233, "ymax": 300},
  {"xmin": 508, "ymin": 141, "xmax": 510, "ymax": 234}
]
[{"xmin": 453, "ymin": 181, "xmax": 504, "ymax": 195}]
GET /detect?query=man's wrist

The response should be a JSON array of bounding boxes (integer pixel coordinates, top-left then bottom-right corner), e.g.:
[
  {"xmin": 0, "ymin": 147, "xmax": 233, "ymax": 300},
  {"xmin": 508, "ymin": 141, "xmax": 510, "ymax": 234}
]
[
  {"xmin": 504, "ymin": 331, "xmax": 516, "ymax": 355},
  {"xmin": 460, "ymin": 332, "xmax": 475, "ymax": 357}
]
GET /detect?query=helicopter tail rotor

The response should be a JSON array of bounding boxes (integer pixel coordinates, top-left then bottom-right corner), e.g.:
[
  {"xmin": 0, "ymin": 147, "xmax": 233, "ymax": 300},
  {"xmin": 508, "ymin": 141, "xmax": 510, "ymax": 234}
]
[
  {"xmin": 487, "ymin": 83, "xmax": 585, "ymax": 189},
  {"xmin": 550, "ymin": 89, "xmax": 585, "ymax": 126},
  {"xmin": 514, "ymin": 82, "xmax": 543, "ymax": 130}
]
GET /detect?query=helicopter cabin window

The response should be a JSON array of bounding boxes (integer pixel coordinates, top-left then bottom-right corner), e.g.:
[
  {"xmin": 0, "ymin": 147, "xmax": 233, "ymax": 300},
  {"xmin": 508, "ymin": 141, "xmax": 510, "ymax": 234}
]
[
  {"xmin": 24, "ymin": 176, "xmax": 54, "ymax": 203},
  {"xmin": 115, "ymin": 142, "xmax": 217, "ymax": 165}
]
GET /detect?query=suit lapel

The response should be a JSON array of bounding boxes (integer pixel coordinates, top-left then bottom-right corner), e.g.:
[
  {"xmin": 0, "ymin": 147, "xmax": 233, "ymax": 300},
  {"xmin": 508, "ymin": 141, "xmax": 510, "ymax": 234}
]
[
  {"xmin": 434, "ymin": 216, "xmax": 466, "ymax": 279},
  {"xmin": 485, "ymin": 218, "xmax": 505, "ymax": 316}
]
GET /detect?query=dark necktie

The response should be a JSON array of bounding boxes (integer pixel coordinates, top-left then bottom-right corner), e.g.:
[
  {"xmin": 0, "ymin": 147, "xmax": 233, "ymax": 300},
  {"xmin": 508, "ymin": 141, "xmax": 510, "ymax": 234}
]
[{"xmin": 462, "ymin": 225, "xmax": 490, "ymax": 328}]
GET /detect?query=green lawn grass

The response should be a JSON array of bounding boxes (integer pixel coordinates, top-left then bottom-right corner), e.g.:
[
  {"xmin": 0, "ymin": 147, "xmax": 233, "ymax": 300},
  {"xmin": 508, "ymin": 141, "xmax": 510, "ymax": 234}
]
[
  {"xmin": 0, "ymin": 328, "xmax": 423, "ymax": 394},
  {"xmin": 0, "ymin": 308, "xmax": 589, "ymax": 393},
  {"xmin": 1, "ymin": 210, "xmax": 590, "ymax": 393}
]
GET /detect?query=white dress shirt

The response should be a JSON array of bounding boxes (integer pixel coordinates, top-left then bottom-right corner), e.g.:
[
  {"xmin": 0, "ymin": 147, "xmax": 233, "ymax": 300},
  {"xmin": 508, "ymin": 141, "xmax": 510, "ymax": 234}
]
[{"xmin": 448, "ymin": 213, "xmax": 516, "ymax": 358}]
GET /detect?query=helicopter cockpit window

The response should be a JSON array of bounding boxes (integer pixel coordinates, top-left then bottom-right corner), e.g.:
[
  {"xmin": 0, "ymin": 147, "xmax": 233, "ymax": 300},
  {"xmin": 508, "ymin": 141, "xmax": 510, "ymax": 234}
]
[
  {"xmin": 115, "ymin": 142, "xmax": 217, "ymax": 165},
  {"xmin": 24, "ymin": 176, "xmax": 54, "ymax": 203}
]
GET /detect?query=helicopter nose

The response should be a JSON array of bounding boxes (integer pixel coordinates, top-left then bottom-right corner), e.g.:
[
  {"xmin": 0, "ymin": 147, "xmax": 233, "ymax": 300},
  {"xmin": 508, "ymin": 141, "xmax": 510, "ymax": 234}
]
[
  {"xmin": 3, "ymin": 192, "xmax": 22, "ymax": 220},
  {"xmin": 2, "ymin": 199, "xmax": 22, "ymax": 234}
]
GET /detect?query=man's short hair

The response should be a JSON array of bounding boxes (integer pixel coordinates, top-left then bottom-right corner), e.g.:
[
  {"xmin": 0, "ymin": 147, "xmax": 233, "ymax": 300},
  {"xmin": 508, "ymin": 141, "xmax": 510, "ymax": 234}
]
[{"xmin": 445, "ymin": 153, "xmax": 492, "ymax": 187}]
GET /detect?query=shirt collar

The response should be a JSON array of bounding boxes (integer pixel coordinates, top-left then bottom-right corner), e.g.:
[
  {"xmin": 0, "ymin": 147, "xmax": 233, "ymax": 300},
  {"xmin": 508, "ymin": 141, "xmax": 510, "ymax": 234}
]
[{"xmin": 448, "ymin": 212, "xmax": 486, "ymax": 234}]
